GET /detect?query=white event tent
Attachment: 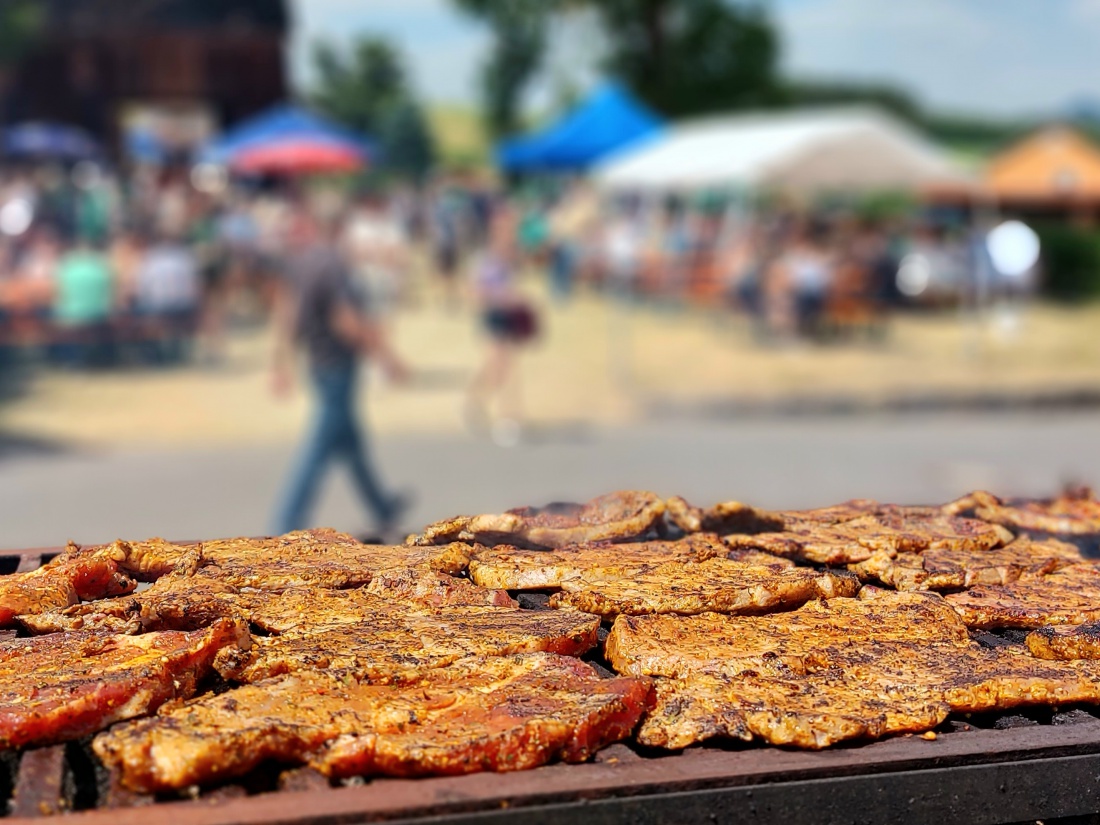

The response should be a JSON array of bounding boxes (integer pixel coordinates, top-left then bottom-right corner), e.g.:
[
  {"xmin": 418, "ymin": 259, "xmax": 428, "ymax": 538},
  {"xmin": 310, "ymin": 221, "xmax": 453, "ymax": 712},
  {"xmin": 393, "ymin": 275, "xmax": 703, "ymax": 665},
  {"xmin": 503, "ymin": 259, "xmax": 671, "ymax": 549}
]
[{"xmin": 594, "ymin": 107, "xmax": 968, "ymax": 195}]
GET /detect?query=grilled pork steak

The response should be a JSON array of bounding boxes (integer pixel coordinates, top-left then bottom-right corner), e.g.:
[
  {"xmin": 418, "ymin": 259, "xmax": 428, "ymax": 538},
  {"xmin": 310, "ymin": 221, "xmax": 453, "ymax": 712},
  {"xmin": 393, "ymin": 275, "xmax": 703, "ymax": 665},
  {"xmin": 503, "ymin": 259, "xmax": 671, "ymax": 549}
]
[
  {"xmin": 95, "ymin": 653, "xmax": 653, "ymax": 792},
  {"xmin": 725, "ymin": 512, "xmax": 1013, "ymax": 565},
  {"xmin": 612, "ymin": 590, "xmax": 1100, "ymax": 749},
  {"xmin": 468, "ymin": 534, "xmax": 731, "ymax": 590},
  {"xmin": 1026, "ymin": 623, "xmax": 1100, "ymax": 660},
  {"xmin": 664, "ymin": 497, "xmax": 785, "ymax": 535},
  {"xmin": 408, "ymin": 491, "xmax": 667, "ymax": 549},
  {"xmin": 957, "ymin": 487, "xmax": 1100, "ymax": 536},
  {"xmin": 848, "ymin": 536, "xmax": 1084, "ymax": 592},
  {"xmin": 19, "ymin": 571, "xmax": 246, "ymax": 634},
  {"xmin": 947, "ymin": 562, "xmax": 1100, "ymax": 629},
  {"xmin": 216, "ymin": 588, "xmax": 599, "ymax": 683},
  {"xmin": 548, "ymin": 558, "xmax": 859, "ymax": 618},
  {"xmin": 0, "ymin": 619, "xmax": 247, "ymax": 749},
  {"xmin": 0, "ymin": 547, "xmax": 135, "ymax": 627}
]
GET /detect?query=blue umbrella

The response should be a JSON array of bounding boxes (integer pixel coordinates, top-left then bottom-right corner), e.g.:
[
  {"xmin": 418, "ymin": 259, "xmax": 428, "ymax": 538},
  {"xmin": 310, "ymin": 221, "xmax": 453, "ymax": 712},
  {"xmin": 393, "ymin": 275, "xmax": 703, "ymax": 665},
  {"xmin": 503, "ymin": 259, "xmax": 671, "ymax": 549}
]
[
  {"xmin": 3, "ymin": 122, "xmax": 99, "ymax": 160},
  {"xmin": 201, "ymin": 104, "xmax": 373, "ymax": 173}
]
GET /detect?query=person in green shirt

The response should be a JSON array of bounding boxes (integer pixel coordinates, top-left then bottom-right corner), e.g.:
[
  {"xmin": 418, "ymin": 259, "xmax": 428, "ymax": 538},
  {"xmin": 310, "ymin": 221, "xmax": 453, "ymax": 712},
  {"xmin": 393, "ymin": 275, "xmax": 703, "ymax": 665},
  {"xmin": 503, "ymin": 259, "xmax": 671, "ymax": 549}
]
[
  {"xmin": 54, "ymin": 241, "xmax": 113, "ymax": 326},
  {"xmin": 52, "ymin": 239, "xmax": 114, "ymax": 367}
]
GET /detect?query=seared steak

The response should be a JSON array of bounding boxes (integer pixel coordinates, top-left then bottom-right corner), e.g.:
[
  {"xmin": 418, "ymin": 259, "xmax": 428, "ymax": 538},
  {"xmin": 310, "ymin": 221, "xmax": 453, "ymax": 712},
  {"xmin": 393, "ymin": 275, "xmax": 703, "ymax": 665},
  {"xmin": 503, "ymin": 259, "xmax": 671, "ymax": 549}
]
[
  {"xmin": 0, "ymin": 619, "xmax": 247, "ymax": 749},
  {"xmin": 94, "ymin": 653, "xmax": 652, "ymax": 792},
  {"xmin": 1026, "ymin": 623, "xmax": 1100, "ymax": 660},
  {"xmin": 664, "ymin": 497, "xmax": 785, "ymax": 535},
  {"xmin": 955, "ymin": 487, "xmax": 1100, "ymax": 537},
  {"xmin": 548, "ymin": 558, "xmax": 859, "ymax": 618},
  {"xmin": 848, "ymin": 536, "xmax": 1083, "ymax": 591},
  {"xmin": 468, "ymin": 534, "xmax": 730, "ymax": 590},
  {"xmin": 946, "ymin": 562, "xmax": 1100, "ymax": 629},
  {"xmin": 216, "ymin": 588, "xmax": 599, "ymax": 683},
  {"xmin": 0, "ymin": 547, "xmax": 135, "ymax": 627},
  {"xmin": 408, "ymin": 491, "xmax": 667, "ymax": 549},
  {"xmin": 725, "ymin": 512, "xmax": 1012, "ymax": 565}
]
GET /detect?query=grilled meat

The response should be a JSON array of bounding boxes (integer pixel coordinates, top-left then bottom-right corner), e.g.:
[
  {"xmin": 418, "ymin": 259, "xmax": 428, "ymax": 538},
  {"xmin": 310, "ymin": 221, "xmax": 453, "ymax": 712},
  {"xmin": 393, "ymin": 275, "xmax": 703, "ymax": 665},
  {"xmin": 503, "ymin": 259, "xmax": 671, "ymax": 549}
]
[
  {"xmin": 408, "ymin": 491, "xmax": 667, "ymax": 550},
  {"xmin": 22, "ymin": 561, "xmax": 511, "ymax": 634},
  {"xmin": 95, "ymin": 653, "xmax": 652, "ymax": 793},
  {"xmin": 664, "ymin": 497, "xmax": 785, "ymax": 535},
  {"xmin": 548, "ymin": 559, "xmax": 859, "ymax": 618},
  {"xmin": 365, "ymin": 567, "xmax": 515, "ymax": 608},
  {"xmin": 217, "ymin": 588, "xmax": 599, "ymax": 683},
  {"xmin": 1026, "ymin": 623, "xmax": 1100, "ymax": 660},
  {"xmin": 0, "ymin": 619, "xmax": 247, "ymax": 750},
  {"xmin": 199, "ymin": 529, "xmax": 406, "ymax": 589},
  {"xmin": 638, "ymin": 665, "xmax": 950, "ymax": 750},
  {"xmin": 612, "ymin": 589, "xmax": 1100, "ymax": 749},
  {"xmin": 946, "ymin": 562, "xmax": 1100, "ymax": 629},
  {"xmin": 725, "ymin": 512, "xmax": 1012, "ymax": 565},
  {"xmin": 468, "ymin": 534, "xmax": 730, "ymax": 591},
  {"xmin": 19, "ymin": 571, "xmax": 246, "ymax": 634},
  {"xmin": 0, "ymin": 546, "xmax": 135, "ymax": 627},
  {"xmin": 954, "ymin": 487, "xmax": 1100, "ymax": 537},
  {"xmin": 142, "ymin": 530, "xmax": 474, "ymax": 591},
  {"xmin": 848, "ymin": 536, "xmax": 1084, "ymax": 592},
  {"xmin": 90, "ymin": 538, "xmax": 203, "ymax": 582},
  {"xmin": 638, "ymin": 640, "xmax": 1100, "ymax": 750},
  {"xmin": 607, "ymin": 589, "xmax": 971, "ymax": 680}
]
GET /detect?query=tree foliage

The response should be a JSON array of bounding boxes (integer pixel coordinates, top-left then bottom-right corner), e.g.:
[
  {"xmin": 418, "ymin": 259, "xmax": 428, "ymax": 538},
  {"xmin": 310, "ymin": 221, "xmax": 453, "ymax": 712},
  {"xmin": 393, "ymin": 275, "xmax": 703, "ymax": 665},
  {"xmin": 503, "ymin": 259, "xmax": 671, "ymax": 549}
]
[
  {"xmin": 453, "ymin": 0, "xmax": 780, "ymax": 127},
  {"xmin": 454, "ymin": 0, "xmax": 551, "ymax": 138},
  {"xmin": 309, "ymin": 37, "xmax": 435, "ymax": 179},
  {"xmin": 0, "ymin": 1, "xmax": 42, "ymax": 68},
  {"xmin": 592, "ymin": 0, "xmax": 780, "ymax": 116}
]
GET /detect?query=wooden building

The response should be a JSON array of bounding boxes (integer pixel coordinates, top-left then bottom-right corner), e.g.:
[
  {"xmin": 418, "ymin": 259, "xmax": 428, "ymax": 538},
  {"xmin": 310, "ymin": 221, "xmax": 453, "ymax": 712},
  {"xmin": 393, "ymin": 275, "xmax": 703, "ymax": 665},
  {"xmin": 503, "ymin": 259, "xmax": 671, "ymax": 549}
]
[{"xmin": 2, "ymin": 0, "xmax": 289, "ymax": 151}]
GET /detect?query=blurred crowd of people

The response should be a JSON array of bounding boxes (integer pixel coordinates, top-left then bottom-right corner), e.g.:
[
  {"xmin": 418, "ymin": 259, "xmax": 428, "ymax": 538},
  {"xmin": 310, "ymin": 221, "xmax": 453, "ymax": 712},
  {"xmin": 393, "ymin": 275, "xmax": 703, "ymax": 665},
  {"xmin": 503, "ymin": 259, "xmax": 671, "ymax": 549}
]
[{"xmin": 0, "ymin": 160, "xmax": 1033, "ymax": 378}]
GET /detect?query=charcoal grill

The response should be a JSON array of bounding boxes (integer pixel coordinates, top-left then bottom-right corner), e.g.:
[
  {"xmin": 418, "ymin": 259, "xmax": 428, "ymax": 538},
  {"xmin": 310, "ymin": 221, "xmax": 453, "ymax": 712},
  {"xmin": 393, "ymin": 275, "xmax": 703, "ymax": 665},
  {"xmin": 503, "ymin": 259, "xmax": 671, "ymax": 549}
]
[{"xmin": 7, "ymin": 545, "xmax": 1100, "ymax": 825}]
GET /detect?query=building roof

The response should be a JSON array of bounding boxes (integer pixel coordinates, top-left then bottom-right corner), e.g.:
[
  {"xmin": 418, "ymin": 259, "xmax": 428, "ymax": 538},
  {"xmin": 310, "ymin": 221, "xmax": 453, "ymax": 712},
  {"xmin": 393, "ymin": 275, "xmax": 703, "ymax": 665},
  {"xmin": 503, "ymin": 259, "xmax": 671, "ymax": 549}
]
[{"xmin": 984, "ymin": 126, "xmax": 1100, "ymax": 203}]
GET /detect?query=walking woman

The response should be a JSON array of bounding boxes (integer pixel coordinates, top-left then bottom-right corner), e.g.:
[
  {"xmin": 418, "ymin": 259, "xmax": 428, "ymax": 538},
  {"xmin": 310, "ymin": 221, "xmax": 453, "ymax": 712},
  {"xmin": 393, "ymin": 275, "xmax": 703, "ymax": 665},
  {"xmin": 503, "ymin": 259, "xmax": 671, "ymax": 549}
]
[{"xmin": 466, "ymin": 204, "xmax": 538, "ymax": 446}]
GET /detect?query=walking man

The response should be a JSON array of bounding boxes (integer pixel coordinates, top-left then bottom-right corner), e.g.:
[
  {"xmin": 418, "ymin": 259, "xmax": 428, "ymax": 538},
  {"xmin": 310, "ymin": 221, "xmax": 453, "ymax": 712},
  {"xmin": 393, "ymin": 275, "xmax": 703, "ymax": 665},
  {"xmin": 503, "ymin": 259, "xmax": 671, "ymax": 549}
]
[{"xmin": 272, "ymin": 206, "xmax": 408, "ymax": 537}]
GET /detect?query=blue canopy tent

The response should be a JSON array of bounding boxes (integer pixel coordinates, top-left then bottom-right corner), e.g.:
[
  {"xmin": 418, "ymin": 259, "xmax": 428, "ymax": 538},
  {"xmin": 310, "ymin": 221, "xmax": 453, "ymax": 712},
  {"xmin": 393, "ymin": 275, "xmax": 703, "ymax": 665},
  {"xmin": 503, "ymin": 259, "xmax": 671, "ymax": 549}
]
[
  {"xmin": 201, "ymin": 104, "xmax": 373, "ymax": 173},
  {"xmin": 497, "ymin": 83, "xmax": 662, "ymax": 173}
]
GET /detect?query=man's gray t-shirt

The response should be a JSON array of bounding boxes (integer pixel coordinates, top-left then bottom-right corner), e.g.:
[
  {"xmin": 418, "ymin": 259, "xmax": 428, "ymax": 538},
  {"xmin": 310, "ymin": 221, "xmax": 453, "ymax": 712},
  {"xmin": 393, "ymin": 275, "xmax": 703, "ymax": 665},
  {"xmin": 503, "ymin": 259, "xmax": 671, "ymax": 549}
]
[{"xmin": 289, "ymin": 245, "xmax": 367, "ymax": 370}]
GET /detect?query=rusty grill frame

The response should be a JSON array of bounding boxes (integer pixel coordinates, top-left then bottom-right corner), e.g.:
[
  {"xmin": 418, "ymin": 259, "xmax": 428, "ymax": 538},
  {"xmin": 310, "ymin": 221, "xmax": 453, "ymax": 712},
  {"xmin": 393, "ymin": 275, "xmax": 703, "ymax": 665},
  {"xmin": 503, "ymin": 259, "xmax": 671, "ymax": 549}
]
[{"xmin": 6, "ymin": 545, "xmax": 1100, "ymax": 825}]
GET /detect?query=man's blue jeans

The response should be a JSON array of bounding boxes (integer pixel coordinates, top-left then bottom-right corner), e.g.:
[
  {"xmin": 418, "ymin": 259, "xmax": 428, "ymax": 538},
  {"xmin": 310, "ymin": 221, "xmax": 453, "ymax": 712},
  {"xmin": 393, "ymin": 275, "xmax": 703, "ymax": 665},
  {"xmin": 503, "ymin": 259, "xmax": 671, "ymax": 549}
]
[{"xmin": 274, "ymin": 363, "xmax": 392, "ymax": 533}]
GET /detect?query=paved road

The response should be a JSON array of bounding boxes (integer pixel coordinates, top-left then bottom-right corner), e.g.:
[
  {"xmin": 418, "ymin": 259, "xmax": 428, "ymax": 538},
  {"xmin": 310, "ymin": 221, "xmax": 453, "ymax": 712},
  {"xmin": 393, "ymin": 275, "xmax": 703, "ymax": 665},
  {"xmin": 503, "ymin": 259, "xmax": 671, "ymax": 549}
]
[{"xmin": 2, "ymin": 411, "xmax": 1100, "ymax": 549}]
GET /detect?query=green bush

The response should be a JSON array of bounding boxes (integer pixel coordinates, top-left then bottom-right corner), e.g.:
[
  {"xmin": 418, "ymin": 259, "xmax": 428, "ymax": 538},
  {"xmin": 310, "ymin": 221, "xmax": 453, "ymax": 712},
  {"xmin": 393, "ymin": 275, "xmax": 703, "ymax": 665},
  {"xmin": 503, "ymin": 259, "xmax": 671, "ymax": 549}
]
[{"xmin": 1034, "ymin": 223, "xmax": 1100, "ymax": 299}]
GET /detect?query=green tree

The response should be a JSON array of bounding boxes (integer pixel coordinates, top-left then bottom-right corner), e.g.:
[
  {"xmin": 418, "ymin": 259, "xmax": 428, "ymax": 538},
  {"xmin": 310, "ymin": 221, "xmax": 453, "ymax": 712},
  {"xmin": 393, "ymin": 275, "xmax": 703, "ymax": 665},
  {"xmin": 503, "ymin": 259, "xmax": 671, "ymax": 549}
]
[
  {"xmin": 309, "ymin": 37, "xmax": 436, "ymax": 179},
  {"xmin": 0, "ymin": 1, "xmax": 42, "ymax": 68},
  {"xmin": 591, "ymin": 0, "xmax": 780, "ymax": 116},
  {"xmin": 453, "ymin": 0, "xmax": 780, "ymax": 129},
  {"xmin": 454, "ymin": 0, "xmax": 552, "ymax": 138}
]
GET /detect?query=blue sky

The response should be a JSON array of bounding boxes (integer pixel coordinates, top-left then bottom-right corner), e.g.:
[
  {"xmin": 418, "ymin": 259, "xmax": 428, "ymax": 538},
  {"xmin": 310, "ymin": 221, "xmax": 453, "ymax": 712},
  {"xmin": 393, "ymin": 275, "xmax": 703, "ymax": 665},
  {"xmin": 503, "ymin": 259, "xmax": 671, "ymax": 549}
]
[{"xmin": 289, "ymin": 0, "xmax": 1100, "ymax": 117}]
